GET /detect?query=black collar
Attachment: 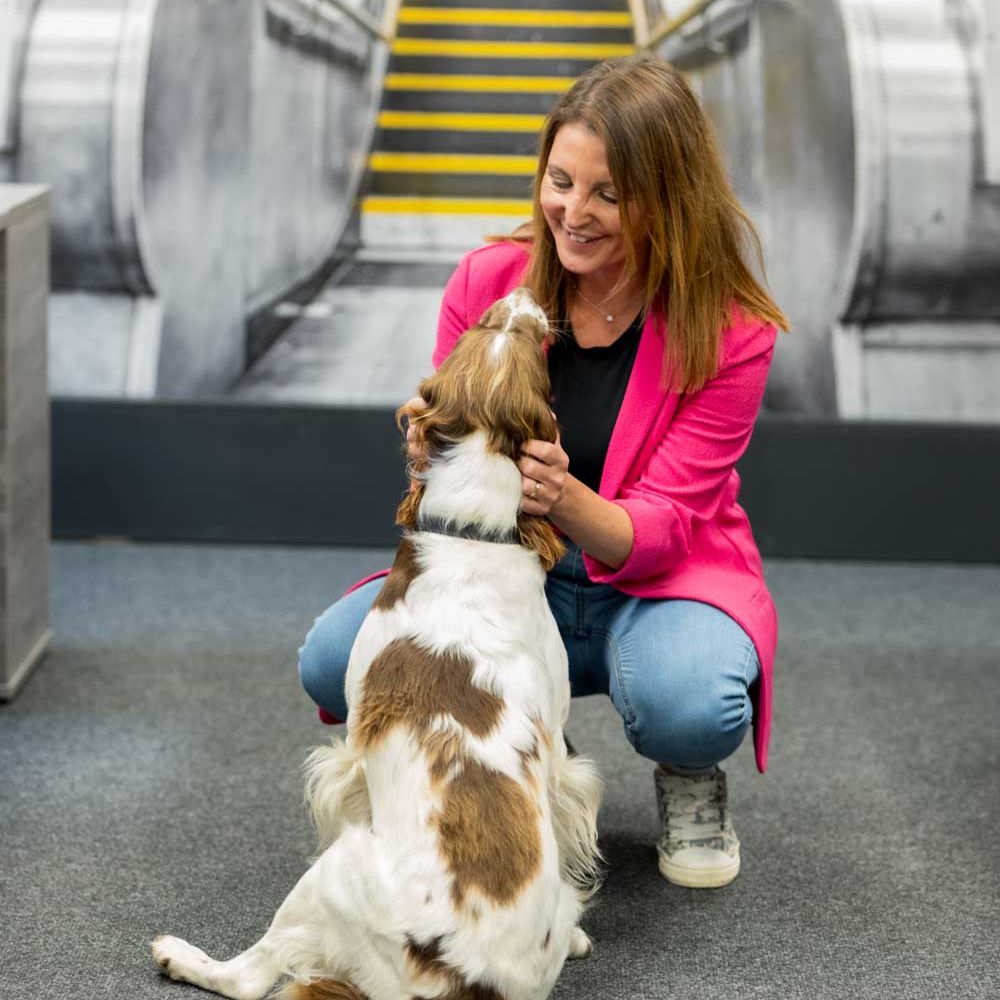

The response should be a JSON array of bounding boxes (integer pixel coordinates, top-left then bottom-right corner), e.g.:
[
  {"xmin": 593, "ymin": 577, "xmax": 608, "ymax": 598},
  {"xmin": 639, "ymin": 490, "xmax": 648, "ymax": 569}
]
[{"xmin": 415, "ymin": 516, "xmax": 520, "ymax": 546}]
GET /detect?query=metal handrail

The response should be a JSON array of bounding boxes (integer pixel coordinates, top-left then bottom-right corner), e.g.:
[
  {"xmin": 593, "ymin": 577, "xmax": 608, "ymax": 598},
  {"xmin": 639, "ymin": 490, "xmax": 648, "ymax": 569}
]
[
  {"xmin": 320, "ymin": 0, "xmax": 392, "ymax": 44},
  {"xmin": 634, "ymin": 0, "xmax": 717, "ymax": 49}
]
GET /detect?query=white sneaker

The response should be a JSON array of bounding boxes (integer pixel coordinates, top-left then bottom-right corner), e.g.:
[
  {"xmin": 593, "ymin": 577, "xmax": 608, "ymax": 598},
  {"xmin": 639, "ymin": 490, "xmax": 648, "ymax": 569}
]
[{"xmin": 654, "ymin": 765, "xmax": 741, "ymax": 888}]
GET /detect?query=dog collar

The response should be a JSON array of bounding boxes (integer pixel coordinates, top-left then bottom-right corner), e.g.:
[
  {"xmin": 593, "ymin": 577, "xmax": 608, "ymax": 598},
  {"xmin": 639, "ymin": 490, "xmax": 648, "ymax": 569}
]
[{"xmin": 415, "ymin": 516, "xmax": 520, "ymax": 546}]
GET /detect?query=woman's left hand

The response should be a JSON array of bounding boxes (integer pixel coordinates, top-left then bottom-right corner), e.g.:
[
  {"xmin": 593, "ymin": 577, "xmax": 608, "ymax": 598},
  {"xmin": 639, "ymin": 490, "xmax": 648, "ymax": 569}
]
[{"xmin": 518, "ymin": 435, "xmax": 570, "ymax": 516}]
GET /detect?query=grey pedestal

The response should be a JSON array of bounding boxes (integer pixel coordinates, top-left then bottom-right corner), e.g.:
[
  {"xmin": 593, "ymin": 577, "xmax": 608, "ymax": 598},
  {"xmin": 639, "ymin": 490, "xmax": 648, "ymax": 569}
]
[{"xmin": 0, "ymin": 184, "xmax": 51, "ymax": 699}]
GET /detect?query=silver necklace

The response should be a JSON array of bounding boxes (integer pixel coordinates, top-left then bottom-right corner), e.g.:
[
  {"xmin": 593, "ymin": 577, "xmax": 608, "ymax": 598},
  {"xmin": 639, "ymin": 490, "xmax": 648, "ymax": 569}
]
[{"xmin": 574, "ymin": 285, "xmax": 643, "ymax": 325}]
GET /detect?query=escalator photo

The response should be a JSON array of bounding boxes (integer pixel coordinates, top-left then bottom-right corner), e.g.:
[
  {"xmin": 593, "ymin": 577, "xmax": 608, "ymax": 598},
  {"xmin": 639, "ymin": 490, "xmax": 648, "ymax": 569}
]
[{"xmin": 3, "ymin": 0, "xmax": 997, "ymax": 418}]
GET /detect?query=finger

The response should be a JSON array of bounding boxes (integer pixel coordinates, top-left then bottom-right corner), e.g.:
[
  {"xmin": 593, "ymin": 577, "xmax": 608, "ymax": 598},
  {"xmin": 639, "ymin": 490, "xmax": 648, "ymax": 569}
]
[
  {"xmin": 518, "ymin": 457, "xmax": 548, "ymax": 483},
  {"xmin": 520, "ymin": 474, "xmax": 542, "ymax": 498},
  {"xmin": 526, "ymin": 439, "xmax": 568, "ymax": 469},
  {"xmin": 520, "ymin": 439, "xmax": 549, "ymax": 461},
  {"xmin": 518, "ymin": 497, "xmax": 544, "ymax": 516}
]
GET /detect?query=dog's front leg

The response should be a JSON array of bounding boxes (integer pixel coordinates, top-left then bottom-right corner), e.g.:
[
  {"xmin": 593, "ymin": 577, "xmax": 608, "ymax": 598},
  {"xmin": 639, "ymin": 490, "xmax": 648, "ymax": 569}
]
[{"xmin": 153, "ymin": 860, "xmax": 325, "ymax": 1000}]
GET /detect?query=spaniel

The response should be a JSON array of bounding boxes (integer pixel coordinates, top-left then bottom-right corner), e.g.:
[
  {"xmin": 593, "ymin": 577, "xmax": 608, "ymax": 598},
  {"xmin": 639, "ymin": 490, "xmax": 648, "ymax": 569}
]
[{"xmin": 152, "ymin": 288, "xmax": 603, "ymax": 1000}]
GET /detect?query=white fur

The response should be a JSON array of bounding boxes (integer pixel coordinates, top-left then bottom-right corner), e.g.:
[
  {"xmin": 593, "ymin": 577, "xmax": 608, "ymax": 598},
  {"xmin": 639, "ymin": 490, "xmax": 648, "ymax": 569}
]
[
  {"xmin": 153, "ymin": 391, "xmax": 601, "ymax": 1000},
  {"xmin": 415, "ymin": 431, "xmax": 522, "ymax": 539},
  {"xmin": 505, "ymin": 287, "xmax": 549, "ymax": 332}
]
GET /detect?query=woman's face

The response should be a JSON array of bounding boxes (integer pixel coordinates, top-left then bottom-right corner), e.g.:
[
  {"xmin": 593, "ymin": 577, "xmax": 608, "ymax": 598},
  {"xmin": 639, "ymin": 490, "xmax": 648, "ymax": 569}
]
[{"xmin": 539, "ymin": 122, "xmax": 633, "ymax": 288}]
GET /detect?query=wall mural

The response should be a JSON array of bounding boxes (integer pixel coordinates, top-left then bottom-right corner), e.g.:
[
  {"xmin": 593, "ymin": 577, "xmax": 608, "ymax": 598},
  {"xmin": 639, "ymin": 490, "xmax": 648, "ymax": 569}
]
[{"xmin": 2, "ymin": 0, "xmax": 999, "ymax": 422}]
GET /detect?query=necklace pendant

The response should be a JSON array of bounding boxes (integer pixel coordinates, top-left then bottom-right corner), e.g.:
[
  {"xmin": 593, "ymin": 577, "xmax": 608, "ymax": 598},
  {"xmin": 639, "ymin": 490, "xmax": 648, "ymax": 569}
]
[{"xmin": 605, "ymin": 313, "xmax": 614, "ymax": 323}]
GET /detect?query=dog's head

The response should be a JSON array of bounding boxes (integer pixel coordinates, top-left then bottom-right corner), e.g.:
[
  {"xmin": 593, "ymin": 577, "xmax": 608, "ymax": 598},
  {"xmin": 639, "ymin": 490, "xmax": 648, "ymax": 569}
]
[{"xmin": 396, "ymin": 288, "xmax": 564, "ymax": 570}]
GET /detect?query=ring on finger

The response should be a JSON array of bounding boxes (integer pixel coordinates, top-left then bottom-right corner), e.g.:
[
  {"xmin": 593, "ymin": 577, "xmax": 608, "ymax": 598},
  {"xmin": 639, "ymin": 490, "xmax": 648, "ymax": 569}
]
[{"xmin": 530, "ymin": 480, "xmax": 542, "ymax": 500}]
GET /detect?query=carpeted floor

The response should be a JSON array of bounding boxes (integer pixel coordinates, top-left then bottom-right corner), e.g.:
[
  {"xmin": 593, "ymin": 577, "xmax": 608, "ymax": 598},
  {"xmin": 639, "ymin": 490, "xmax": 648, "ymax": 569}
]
[{"xmin": 1, "ymin": 543, "xmax": 997, "ymax": 999}]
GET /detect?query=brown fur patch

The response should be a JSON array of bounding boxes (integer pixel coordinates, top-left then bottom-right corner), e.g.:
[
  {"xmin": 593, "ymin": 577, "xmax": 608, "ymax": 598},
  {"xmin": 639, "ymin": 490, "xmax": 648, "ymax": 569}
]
[
  {"xmin": 516, "ymin": 734, "xmax": 541, "ymax": 789},
  {"xmin": 404, "ymin": 937, "xmax": 505, "ymax": 1000},
  {"xmin": 405, "ymin": 935, "xmax": 450, "ymax": 982},
  {"xmin": 437, "ymin": 759, "xmax": 541, "ymax": 907},
  {"xmin": 423, "ymin": 727, "xmax": 467, "ymax": 783},
  {"xmin": 354, "ymin": 638, "xmax": 504, "ymax": 755},
  {"xmin": 451, "ymin": 982, "xmax": 505, "ymax": 1000},
  {"xmin": 372, "ymin": 538, "xmax": 421, "ymax": 611},
  {"xmin": 280, "ymin": 978, "xmax": 370, "ymax": 1000}
]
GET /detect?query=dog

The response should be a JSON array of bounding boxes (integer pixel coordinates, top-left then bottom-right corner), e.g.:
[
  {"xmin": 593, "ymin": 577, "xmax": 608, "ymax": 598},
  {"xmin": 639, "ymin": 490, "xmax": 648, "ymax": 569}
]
[{"xmin": 152, "ymin": 287, "xmax": 603, "ymax": 1000}]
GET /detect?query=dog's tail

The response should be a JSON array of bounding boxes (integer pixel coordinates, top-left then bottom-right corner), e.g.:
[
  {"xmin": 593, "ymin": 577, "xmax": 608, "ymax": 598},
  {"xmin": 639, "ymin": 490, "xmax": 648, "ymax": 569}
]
[
  {"xmin": 279, "ymin": 978, "xmax": 370, "ymax": 1000},
  {"xmin": 550, "ymin": 751, "xmax": 605, "ymax": 900},
  {"xmin": 303, "ymin": 738, "xmax": 370, "ymax": 851}
]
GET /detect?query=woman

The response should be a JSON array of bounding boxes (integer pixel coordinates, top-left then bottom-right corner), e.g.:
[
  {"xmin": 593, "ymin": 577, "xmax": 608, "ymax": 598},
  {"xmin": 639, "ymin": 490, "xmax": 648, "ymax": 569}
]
[{"xmin": 299, "ymin": 53, "xmax": 788, "ymax": 889}]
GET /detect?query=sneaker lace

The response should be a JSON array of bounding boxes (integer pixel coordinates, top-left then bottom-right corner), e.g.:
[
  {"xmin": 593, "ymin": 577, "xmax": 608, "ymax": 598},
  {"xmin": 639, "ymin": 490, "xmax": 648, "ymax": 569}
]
[{"xmin": 658, "ymin": 773, "xmax": 728, "ymax": 848}]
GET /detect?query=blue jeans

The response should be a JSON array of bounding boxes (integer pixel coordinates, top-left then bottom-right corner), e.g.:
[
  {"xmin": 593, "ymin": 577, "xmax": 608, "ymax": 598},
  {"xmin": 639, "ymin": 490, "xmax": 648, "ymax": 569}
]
[{"xmin": 299, "ymin": 543, "xmax": 759, "ymax": 769}]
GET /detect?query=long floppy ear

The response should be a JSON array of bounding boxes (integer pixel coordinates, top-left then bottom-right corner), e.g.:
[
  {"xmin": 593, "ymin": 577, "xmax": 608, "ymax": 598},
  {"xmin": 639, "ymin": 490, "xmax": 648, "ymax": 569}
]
[
  {"xmin": 489, "ymin": 384, "xmax": 561, "ymax": 462},
  {"xmin": 394, "ymin": 397, "xmax": 432, "ymax": 530},
  {"xmin": 395, "ymin": 480, "xmax": 424, "ymax": 530},
  {"xmin": 517, "ymin": 514, "xmax": 565, "ymax": 572}
]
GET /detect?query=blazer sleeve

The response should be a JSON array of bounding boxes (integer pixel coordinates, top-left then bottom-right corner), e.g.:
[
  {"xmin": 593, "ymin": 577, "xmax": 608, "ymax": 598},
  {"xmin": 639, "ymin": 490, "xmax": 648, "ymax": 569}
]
[
  {"xmin": 432, "ymin": 252, "xmax": 473, "ymax": 369},
  {"xmin": 584, "ymin": 323, "xmax": 777, "ymax": 585}
]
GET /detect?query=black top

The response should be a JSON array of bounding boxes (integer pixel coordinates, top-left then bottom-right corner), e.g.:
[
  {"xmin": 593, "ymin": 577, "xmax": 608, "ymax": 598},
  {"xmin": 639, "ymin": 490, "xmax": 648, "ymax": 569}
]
[{"xmin": 547, "ymin": 311, "xmax": 644, "ymax": 494}]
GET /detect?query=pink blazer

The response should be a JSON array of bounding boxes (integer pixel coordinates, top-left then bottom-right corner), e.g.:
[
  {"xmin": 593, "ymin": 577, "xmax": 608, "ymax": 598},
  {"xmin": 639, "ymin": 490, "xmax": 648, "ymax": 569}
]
[{"xmin": 433, "ymin": 241, "xmax": 779, "ymax": 772}]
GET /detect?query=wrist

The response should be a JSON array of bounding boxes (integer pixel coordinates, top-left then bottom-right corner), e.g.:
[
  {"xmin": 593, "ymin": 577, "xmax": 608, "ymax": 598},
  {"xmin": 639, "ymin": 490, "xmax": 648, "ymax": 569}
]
[{"xmin": 548, "ymin": 474, "xmax": 576, "ymax": 521}]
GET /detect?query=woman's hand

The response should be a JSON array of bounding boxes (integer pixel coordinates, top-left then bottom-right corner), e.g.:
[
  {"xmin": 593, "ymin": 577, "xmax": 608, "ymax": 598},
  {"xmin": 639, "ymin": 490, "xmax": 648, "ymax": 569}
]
[{"xmin": 518, "ymin": 435, "xmax": 570, "ymax": 516}]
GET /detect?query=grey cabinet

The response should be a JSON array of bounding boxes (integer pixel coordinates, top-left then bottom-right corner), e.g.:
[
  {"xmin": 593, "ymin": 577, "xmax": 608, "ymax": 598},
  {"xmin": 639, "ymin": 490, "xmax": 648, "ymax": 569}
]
[{"xmin": 0, "ymin": 185, "xmax": 51, "ymax": 699}]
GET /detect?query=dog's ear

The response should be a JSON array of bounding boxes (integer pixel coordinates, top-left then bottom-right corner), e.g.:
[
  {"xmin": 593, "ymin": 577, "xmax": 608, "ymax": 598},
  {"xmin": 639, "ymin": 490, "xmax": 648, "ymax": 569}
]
[
  {"xmin": 489, "ymin": 397, "xmax": 560, "ymax": 465},
  {"xmin": 517, "ymin": 514, "xmax": 565, "ymax": 571},
  {"xmin": 394, "ymin": 396, "xmax": 432, "ymax": 529},
  {"xmin": 395, "ymin": 480, "xmax": 424, "ymax": 531}
]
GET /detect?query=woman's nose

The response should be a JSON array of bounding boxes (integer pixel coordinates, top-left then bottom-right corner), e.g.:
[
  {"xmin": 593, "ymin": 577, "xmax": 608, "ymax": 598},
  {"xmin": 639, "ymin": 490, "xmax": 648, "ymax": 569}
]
[{"xmin": 563, "ymin": 190, "xmax": 590, "ymax": 228}]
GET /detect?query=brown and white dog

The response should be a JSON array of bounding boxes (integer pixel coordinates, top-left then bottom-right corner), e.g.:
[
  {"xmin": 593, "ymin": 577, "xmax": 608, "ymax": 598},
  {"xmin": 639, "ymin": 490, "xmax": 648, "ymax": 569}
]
[{"xmin": 152, "ymin": 288, "xmax": 603, "ymax": 1000}]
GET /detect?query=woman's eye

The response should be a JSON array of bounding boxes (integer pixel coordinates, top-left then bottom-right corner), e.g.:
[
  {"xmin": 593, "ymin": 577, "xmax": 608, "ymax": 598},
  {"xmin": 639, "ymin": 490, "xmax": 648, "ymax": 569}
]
[
  {"xmin": 599, "ymin": 191, "xmax": 619, "ymax": 205},
  {"xmin": 549, "ymin": 177, "xmax": 571, "ymax": 190}
]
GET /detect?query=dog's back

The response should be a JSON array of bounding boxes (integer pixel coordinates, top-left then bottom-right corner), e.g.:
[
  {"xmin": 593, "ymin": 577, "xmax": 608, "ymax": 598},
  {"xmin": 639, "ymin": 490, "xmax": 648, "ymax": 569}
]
[
  {"xmin": 309, "ymin": 433, "xmax": 595, "ymax": 999},
  {"xmin": 152, "ymin": 290, "xmax": 602, "ymax": 1000}
]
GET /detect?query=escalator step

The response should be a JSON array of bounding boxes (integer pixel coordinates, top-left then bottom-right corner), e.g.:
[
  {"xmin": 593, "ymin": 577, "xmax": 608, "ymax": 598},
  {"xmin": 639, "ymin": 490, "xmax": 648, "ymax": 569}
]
[
  {"xmin": 399, "ymin": 0, "xmax": 630, "ymax": 10},
  {"xmin": 368, "ymin": 172, "xmax": 534, "ymax": 199},
  {"xmin": 395, "ymin": 23, "xmax": 633, "ymax": 43},
  {"xmin": 397, "ymin": 9, "xmax": 632, "ymax": 28},
  {"xmin": 364, "ymin": 0, "xmax": 634, "ymax": 239},
  {"xmin": 390, "ymin": 37, "xmax": 633, "ymax": 58},
  {"xmin": 378, "ymin": 109, "xmax": 545, "ymax": 131},
  {"xmin": 373, "ymin": 128, "xmax": 540, "ymax": 155},
  {"xmin": 384, "ymin": 72, "xmax": 573, "ymax": 91},
  {"xmin": 363, "ymin": 196, "xmax": 534, "ymax": 215},
  {"xmin": 382, "ymin": 88, "xmax": 563, "ymax": 114}
]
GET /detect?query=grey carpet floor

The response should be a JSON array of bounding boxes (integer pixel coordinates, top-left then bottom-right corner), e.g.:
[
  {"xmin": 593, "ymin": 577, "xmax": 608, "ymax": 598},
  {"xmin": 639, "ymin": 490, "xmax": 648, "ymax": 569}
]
[{"xmin": 1, "ymin": 543, "xmax": 998, "ymax": 1000}]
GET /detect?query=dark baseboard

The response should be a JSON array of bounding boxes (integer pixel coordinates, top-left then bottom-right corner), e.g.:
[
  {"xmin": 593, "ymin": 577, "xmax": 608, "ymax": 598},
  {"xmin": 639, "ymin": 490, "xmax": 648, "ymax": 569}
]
[
  {"xmin": 51, "ymin": 400, "xmax": 999, "ymax": 562},
  {"xmin": 738, "ymin": 417, "xmax": 997, "ymax": 563}
]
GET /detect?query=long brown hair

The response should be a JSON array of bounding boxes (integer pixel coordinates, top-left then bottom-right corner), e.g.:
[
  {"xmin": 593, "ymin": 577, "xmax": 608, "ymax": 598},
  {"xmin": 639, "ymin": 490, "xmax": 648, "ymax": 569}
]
[{"xmin": 517, "ymin": 53, "xmax": 788, "ymax": 392}]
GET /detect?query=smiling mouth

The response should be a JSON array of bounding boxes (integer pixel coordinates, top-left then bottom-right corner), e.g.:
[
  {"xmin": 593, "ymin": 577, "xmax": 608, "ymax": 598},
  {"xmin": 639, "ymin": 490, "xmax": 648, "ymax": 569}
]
[{"xmin": 564, "ymin": 227, "xmax": 602, "ymax": 245}]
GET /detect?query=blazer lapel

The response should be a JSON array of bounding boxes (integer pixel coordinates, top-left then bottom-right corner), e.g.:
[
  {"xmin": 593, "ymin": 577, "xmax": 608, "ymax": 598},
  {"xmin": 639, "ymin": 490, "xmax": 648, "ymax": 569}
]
[{"xmin": 599, "ymin": 314, "xmax": 676, "ymax": 499}]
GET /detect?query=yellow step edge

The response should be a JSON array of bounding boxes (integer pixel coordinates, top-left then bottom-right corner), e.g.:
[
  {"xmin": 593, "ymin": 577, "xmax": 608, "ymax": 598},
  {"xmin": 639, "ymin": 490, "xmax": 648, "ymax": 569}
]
[
  {"xmin": 385, "ymin": 73, "xmax": 575, "ymax": 93},
  {"xmin": 369, "ymin": 152, "xmax": 537, "ymax": 174},
  {"xmin": 391, "ymin": 38, "xmax": 633, "ymax": 59},
  {"xmin": 398, "ymin": 8, "xmax": 632, "ymax": 28},
  {"xmin": 363, "ymin": 196, "xmax": 534, "ymax": 216},
  {"xmin": 378, "ymin": 110, "xmax": 544, "ymax": 132}
]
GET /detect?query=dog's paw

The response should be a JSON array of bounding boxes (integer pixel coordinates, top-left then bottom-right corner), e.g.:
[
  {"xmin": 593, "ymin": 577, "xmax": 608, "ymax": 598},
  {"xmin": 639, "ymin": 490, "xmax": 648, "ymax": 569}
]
[
  {"xmin": 567, "ymin": 926, "xmax": 593, "ymax": 960},
  {"xmin": 151, "ymin": 934, "xmax": 212, "ymax": 983}
]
